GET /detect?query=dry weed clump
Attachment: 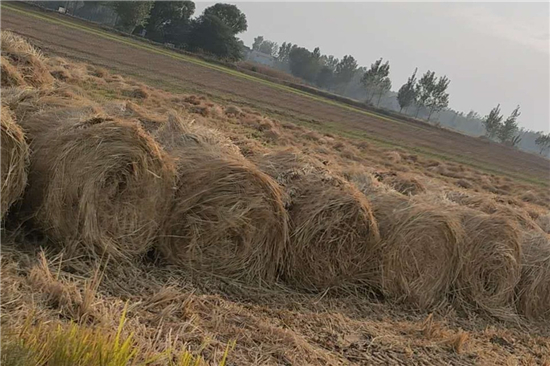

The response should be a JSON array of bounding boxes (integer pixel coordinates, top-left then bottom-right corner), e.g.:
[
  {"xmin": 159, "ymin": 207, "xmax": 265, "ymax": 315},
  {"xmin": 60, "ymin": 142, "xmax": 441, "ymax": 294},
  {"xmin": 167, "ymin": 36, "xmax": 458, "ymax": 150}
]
[
  {"xmin": 0, "ymin": 31, "xmax": 53, "ymax": 87},
  {"xmin": 1, "ymin": 106, "xmax": 29, "ymax": 220},
  {"xmin": 455, "ymin": 209, "xmax": 522, "ymax": 319},
  {"xmin": 378, "ymin": 172, "xmax": 426, "ymax": 196},
  {"xmin": 515, "ymin": 231, "xmax": 550, "ymax": 320},
  {"xmin": 20, "ymin": 115, "xmax": 176, "ymax": 259},
  {"xmin": 155, "ymin": 117, "xmax": 288, "ymax": 282},
  {"xmin": 255, "ymin": 150, "xmax": 380, "ymax": 291},
  {"xmin": 370, "ymin": 193, "xmax": 464, "ymax": 309},
  {"xmin": 445, "ymin": 190, "xmax": 499, "ymax": 214}
]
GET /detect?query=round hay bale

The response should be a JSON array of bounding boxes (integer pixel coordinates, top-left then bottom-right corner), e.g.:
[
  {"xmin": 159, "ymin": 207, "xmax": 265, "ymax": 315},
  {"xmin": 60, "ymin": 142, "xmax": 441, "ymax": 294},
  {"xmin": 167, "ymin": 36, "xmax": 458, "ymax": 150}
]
[
  {"xmin": 1, "ymin": 107, "xmax": 29, "ymax": 220},
  {"xmin": 1, "ymin": 56, "xmax": 26, "ymax": 87},
  {"xmin": 21, "ymin": 116, "xmax": 176, "ymax": 259},
  {"xmin": 445, "ymin": 190, "xmax": 499, "ymax": 214},
  {"xmin": 370, "ymin": 193, "xmax": 464, "ymax": 309},
  {"xmin": 516, "ymin": 231, "xmax": 550, "ymax": 320},
  {"xmin": 455, "ymin": 209, "xmax": 522, "ymax": 319},
  {"xmin": 154, "ymin": 116, "xmax": 288, "ymax": 281},
  {"xmin": 0, "ymin": 31, "xmax": 53, "ymax": 87},
  {"xmin": 255, "ymin": 150, "xmax": 380, "ymax": 291}
]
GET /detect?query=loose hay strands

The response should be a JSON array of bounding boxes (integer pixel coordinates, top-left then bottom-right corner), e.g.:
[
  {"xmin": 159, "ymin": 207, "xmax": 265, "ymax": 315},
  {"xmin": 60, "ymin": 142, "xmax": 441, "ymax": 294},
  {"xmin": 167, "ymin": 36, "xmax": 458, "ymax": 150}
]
[
  {"xmin": 255, "ymin": 150, "xmax": 381, "ymax": 291},
  {"xmin": 456, "ymin": 209, "xmax": 522, "ymax": 319},
  {"xmin": 370, "ymin": 193, "xmax": 464, "ymax": 310},
  {"xmin": 516, "ymin": 231, "xmax": 550, "ymax": 320},
  {"xmin": 21, "ymin": 116, "xmax": 176, "ymax": 260},
  {"xmin": 155, "ymin": 116, "xmax": 288, "ymax": 282},
  {"xmin": 0, "ymin": 31, "xmax": 53, "ymax": 87},
  {"xmin": 1, "ymin": 106, "xmax": 29, "ymax": 220},
  {"xmin": 1, "ymin": 56, "xmax": 26, "ymax": 87}
]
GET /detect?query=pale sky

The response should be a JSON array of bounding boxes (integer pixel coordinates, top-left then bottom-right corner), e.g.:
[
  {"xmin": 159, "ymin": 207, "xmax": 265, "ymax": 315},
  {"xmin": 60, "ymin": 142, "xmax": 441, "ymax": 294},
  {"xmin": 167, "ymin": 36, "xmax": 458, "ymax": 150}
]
[{"xmin": 194, "ymin": 2, "xmax": 549, "ymax": 133}]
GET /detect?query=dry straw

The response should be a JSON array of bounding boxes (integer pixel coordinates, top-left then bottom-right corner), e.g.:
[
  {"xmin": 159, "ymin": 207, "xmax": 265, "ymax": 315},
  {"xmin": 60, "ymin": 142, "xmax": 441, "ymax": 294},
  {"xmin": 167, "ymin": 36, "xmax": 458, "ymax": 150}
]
[
  {"xmin": 1, "ymin": 106, "xmax": 29, "ymax": 220},
  {"xmin": 20, "ymin": 114, "xmax": 176, "ymax": 260},
  {"xmin": 1, "ymin": 56, "xmax": 26, "ymax": 87},
  {"xmin": 0, "ymin": 31, "xmax": 53, "ymax": 87},
  {"xmin": 255, "ymin": 149, "xmax": 381, "ymax": 291},
  {"xmin": 155, "ymin": 115, "xmax": 288, "ymax": 282},
  {"xmin": 370, "ymin": 192, "xmax": 464, "ymax": 310},
  {"xmin": 515, "ymin": 231, "xmax": 550, "ymax": 320},
  {"xmin": 455, "ymin": 209, "xmax": 522, "ymax": 319}
]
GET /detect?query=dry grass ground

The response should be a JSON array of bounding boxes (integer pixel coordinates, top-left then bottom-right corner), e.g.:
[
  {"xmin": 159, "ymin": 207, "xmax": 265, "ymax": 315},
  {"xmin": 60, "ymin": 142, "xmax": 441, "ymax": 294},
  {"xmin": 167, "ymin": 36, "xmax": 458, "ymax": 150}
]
[{"xmin": 1, "ymin": 31, "xmax": 550, "ymax": 365}]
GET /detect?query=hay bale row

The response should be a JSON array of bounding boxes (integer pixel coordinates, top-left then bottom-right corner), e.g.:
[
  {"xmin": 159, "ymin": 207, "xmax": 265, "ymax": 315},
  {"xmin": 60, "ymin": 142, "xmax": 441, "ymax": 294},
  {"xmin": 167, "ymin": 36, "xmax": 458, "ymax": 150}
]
[
  {"xmin": 154, "ymin": 116, "xmax": 288, "ymax": 282},
  {"xmin": 254, "ymin": 150, "xmax": 380, "ymax": 291},
  {"xmin": 1, "ymin": 106, "xmax": 29, "ymax": 220}
]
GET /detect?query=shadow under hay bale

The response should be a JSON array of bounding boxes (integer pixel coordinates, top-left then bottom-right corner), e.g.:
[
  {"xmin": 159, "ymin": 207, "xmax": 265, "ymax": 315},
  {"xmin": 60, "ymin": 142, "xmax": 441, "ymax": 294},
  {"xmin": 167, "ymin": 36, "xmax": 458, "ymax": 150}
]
[
  {"xmin": 1, "ymin": 107, "xmax": 29, "ymax": 220},
  {"xmin": 370, "ymin": 192, "xmax": 464, "ymax": 310},
  {"xmin": 19, "ymin": 115, "xmax": 176, "ymax": 260},
  {"xmin": 0, "ymin": 31, "xmax": 53, "ymax": 88},
  {"xmin": 155, "ymin": 117, "xmax": 288, "ymax": 282},
  {"xmin": 255, "ymin": 150, "xmax": 380, "ymax": 291},
  {"xmin": 455, "ymin": 209, "xmax": 522, "ymax": 319},
  {"xmin": 516, "ymin": 231, "xmax": 550, "ymax": 320}
]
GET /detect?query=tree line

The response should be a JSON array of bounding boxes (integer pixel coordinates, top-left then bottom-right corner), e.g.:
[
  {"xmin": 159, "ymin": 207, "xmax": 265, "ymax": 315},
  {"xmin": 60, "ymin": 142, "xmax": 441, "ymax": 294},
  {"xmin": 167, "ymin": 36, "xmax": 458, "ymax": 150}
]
[
  {"xmin": 43, "ymin": 1, "xmax": 549, "ymax": 156},
  {"xmin": 106, "ymin": 1, "xmax": 247, "ymax": 61}
]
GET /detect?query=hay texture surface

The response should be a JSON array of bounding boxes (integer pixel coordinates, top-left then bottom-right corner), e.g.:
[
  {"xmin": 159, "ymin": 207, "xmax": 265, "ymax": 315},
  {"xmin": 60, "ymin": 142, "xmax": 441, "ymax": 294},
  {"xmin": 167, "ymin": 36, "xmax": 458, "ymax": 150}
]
[
  {"xmin": 456, "ymin": 210, "xmax": 522, "ymax": 319},
  {"xmin": 1, "ymin": 107, "xmax": 29, "ymax": 219},
  {"xmin": 371, "ymin": 193, "xmax": 464, "ymax": 310},
  {"xmin": 1, "ymin": 31, "xmax": 53, "ymax": 87},
  {"xmin": 516, "ymin": 231, "xmax": 550, "ymax": 320},
  {"xmin": 21, "ymin": 116, "xmax": 175, "ymax": 259},
  {"xmin": 155, "ymin": 117, "xmax": 288, "ymax": 282},
  {"xmin": 256, "ymin": 150, "xmax": 380, "ymax": 291}
]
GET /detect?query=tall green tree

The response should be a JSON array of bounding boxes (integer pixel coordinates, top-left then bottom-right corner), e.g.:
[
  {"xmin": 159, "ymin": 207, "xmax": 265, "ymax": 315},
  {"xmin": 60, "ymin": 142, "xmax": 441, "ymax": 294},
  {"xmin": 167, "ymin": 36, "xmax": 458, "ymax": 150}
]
[
  {"xmin": 425, "ymin": 75, "xmax": 450, "ymax": 121},
  {"xmin": 415, "ymin": 70, "xmax": 436, "ymax": 117},
  {"xmin": 397, "ymin": 68, "xmax": 418, "ymax": 113},
  {"xmin": 535, "ymin": 133, "xmax": 550, "ymax": 155},
  {"xmin": 187, "ymin": 14, "xmax": 242, "ymax": 60},
  {"xmin": 277, "ymin": 42, "xmax": 294, "ymax": 64},
  {"xmin": 108, "ymin": 1, "xmax": 154, "ymax": 33},
  {"xmin": 144, "ymin": 1, "xmax": 195, "ymax": 43},
  {"xmin": 361, "ymin": 58, "xmax": 391, "ymax": 105},
  {"xmin": 498, "ymin": 105, "xmax": 521, "ymax": 144},
  {"xmin": 203, "ymin": 3, "xmax": 247, "ymax": 34},
  {"xmin": 252, "ymin": 36, "xmax": 277, "ymax": 56},
  {"xmin": 334, "ymin": 55, "xmax": 358, "ymax": 85},
  {"xmin": 288, "ymin": 46, "xmax": 320, "ymax": 82},
  {"xmin": 483, "ymin": 104, "xmax": 503, "ymax": 140},
  {"xmin": 316, "ymin": 66, "xmax": 334, "ymax": 88}
]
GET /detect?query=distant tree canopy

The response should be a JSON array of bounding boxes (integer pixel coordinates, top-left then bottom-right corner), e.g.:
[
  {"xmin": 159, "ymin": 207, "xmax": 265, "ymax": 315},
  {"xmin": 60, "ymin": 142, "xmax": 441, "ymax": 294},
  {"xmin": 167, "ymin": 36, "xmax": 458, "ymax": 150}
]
[
  {"xmin": 203, "ymin": 3, "xmax": 247, "ymax": 34},
  {"xmin": 252, "ymin": 36, "xmax": 278, "ymax": 57},
  {"xmin": 483, "ymin": 104, "xmax": 503, "ymax": 140},
  {"xmin": 535, "ymin": 133, "xmax": 550, "ymax": 155},
  {"xmin": 144, "ymin": 1, "xmax": 195, "ymax": 43},
  {"xmin": 108, "ymin": 1, "xmax": 154, "ymax": 33},
  {"xmin": 187, "ymin": 14, "xmax": 242, "ymax": 60},
  {"xmin": 397, "ymin": 68, "xmax": 417, "ymax": 112},
  {"xmin": 334, "ymin": 55, "xmax": 358, "ymax": 85},
  {"xmin": 361, "ymin": 58, "xmax": 391, "ymax": 106},
  {"xmin": 288, "ymin": 46, "xmax": 321, "ymax": 83},
  {"xmin": 498, "ymin": 105, "xmax": 521, "ymax": 145}
]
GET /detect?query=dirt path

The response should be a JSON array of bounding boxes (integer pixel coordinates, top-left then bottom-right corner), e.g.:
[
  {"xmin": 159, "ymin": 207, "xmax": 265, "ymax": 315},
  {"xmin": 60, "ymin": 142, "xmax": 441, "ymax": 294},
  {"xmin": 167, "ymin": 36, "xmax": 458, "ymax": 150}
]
[{"xmin": 2, "ymin": 4, "xmax": 549, "ymax": 183}]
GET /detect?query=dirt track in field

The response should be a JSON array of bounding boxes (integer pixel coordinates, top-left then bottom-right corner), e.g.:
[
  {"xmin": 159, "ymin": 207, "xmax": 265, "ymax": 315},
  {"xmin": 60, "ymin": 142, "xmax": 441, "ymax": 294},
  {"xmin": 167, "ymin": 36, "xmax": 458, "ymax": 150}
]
[{"xmin": 2, "ymin": 5, "xmax": 549, "ymax": 183}]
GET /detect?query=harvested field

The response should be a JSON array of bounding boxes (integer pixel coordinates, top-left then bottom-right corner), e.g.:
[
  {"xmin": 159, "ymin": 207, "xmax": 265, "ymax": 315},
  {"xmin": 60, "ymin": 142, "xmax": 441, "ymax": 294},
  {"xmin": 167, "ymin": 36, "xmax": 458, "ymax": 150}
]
[
  {"xmin": 1, "ymin": 29, "xmax": 549, "ymax": 365},
  {"xmin": 2, "ymin": 3, "xmax": 549, "ymax": 184}
]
